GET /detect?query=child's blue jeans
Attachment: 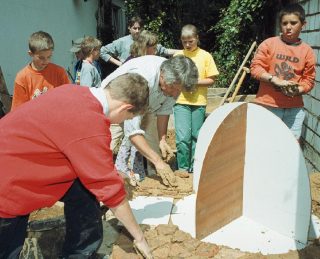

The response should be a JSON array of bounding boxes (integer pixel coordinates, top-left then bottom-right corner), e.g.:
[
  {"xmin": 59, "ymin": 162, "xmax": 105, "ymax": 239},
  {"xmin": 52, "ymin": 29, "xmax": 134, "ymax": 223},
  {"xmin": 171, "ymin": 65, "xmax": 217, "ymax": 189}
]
[
  {"xmin": 265, "ymin": 107, "xmax": 305, "ymax": 139},
  {"xmin": 0, "ymin": 179, "xmax": 103, "ymax": 259}
]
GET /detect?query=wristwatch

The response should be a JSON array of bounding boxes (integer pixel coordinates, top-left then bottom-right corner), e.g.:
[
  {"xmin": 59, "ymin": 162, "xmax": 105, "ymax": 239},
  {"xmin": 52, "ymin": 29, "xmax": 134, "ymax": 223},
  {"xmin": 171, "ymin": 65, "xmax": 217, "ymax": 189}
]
[{"xmin": 268, "ymin": 75, "xmax": 274, "ymax": 83}]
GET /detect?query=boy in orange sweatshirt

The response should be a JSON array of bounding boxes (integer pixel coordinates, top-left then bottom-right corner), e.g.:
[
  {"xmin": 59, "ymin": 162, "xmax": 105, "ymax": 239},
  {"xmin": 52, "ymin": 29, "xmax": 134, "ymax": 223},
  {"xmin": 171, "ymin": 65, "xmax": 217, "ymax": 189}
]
[
  {"xmin": 250, "ymin": 3, "xmax": 316, "ymax": 140},
  {"xmin": 11, "ymin": 31, "xmax": 70, "ymax": 110}
]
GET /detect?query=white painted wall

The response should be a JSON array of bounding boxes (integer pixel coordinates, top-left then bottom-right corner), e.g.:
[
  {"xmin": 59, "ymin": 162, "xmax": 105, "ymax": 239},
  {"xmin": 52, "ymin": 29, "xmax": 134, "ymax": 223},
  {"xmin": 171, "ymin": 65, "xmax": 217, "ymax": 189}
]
[
  {"xmin": 0, "ymin": 0, "xmax": 99, "ymax": 94},
  {"xmin": 297, "ymin": 0, "xmax": 320, "ymax": 172}
]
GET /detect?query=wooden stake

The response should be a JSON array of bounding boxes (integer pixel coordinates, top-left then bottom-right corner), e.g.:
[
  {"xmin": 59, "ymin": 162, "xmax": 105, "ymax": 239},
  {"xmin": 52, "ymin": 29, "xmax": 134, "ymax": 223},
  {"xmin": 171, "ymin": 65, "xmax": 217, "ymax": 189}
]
[
  {"xmin": 229, "ymin": 67, "xmax": 250, "ymax": 103},
  {"xmin": 219, "ymin": 41, "xmax": 257, "ymax": 107}
]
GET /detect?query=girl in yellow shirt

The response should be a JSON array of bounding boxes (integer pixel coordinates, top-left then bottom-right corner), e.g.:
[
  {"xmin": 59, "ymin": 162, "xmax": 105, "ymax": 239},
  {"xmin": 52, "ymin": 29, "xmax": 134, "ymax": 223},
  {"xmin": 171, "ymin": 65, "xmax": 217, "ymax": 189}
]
[{"xmin": 174, "ymin": 24, "xmax": 219, "ymax": 172}]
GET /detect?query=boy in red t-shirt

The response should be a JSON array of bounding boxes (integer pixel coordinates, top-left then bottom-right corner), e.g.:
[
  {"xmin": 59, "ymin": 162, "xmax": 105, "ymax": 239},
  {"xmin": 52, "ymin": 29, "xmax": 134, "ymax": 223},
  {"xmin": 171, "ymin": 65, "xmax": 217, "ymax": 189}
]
[
  {"xmin": 0, "ymin": 74, "xmax": 152, "ymax": 258},
  {"xmin": 11, "ymin": 31, "xmax": 70, "ymax": 110},
  {"xmin": 250, "ymin": 3, "xmax": 316, "ymax": 140}
]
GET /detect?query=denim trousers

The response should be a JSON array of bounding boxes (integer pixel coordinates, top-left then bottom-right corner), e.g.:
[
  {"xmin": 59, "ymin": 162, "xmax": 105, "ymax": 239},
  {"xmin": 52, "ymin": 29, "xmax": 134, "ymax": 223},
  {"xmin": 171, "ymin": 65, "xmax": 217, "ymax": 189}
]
[
  {"xmin": 174, "ymin": 104, "xmax": 206, "ymax": 172},
  {"xmin": 265, "ymin": 107, "xmax": 305, "ymax": 139},
  {"xmin": 0, "ymin": 179, "xmax": 103, "ymax": 259}
]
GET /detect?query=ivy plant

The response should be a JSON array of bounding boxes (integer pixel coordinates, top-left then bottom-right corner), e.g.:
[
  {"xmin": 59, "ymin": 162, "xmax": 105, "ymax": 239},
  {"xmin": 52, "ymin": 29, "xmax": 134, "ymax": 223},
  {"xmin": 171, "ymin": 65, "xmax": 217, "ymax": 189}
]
[{"xmin": 212, "ymin": 0, "xmax": 268, "ymax": 91}]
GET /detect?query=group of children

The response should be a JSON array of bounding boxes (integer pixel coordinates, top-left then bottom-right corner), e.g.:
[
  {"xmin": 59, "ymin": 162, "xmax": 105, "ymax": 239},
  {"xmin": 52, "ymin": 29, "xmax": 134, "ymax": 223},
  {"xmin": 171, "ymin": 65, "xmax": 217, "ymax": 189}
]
[{"xmin": 9, "ymin": 3, "xmax": 316, "ymax": 186}]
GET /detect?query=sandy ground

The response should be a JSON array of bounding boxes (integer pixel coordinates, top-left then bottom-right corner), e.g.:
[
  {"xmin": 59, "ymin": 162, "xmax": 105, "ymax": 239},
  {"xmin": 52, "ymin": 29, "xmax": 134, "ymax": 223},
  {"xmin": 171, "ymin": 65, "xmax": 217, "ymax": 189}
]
[
  {"xmin": 109, "ymin": 173, "xmax": 320, "ymax": 259},
  {"xmin": 26, "ymin": 130, "xmax": 320, "ymax": 258},
  {"xmin": 23, "ymin": 106, "xmax": 320, "ymax": 259},
  {"xmin": 26, "ymin": 172, "xmax": 320, "ymax": 258}
]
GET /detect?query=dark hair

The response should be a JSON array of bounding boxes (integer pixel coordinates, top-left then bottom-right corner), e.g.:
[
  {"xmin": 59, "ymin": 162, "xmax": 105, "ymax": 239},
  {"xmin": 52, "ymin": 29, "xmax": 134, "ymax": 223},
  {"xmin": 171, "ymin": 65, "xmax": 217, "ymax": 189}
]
[
  {"xmin": 279, "ymin": 3, "xmax": 305, "ymax": 23},
  {"xmin": 128, "ymin": 16, "xmax": 144, "ymax": 28}
]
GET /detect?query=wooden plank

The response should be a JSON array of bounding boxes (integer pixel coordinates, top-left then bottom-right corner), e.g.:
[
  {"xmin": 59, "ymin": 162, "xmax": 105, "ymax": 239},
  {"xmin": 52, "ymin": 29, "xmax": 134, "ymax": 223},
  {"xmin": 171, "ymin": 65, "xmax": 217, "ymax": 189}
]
[
  {"xmin": 0, "ymin": 66, "xmax": 12, "ymax": 113},
  {"xmin": 196, "ymin": 103, "xmax": 247, "ymax": 239}
]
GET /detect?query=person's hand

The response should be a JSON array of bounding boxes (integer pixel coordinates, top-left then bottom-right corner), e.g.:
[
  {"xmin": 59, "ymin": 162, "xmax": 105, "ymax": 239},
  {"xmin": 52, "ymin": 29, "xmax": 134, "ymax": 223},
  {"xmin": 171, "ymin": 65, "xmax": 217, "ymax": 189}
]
[
  {"xmin": 159, "ymin": 139, "xmax": 175, "ymax": 164},
  {"xmin": 133, "ymin": 238, "xmax": 153, "ymax": 259},
  {"xmin": 281, "ymin": 82, "xmax": 303, "ymax": 97},
  {"xmin": 271, "ymin": 77, "xmax": 301, "ymax": 97},
  {"xmin": 281, "ymin": 84, "xmax": 299, "ymax": 97},
  {"xmin": 155, "ymin": 162, "xmax": 178, "ymax": 187}
]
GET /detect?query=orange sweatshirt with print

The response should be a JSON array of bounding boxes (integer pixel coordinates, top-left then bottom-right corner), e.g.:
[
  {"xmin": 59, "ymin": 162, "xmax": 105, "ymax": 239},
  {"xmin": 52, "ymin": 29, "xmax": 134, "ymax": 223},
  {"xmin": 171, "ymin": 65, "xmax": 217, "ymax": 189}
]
[
  {"xmin": 11, "ymin": 63, "xmax": 70, "ymax": 110},
  {"xmin": 250, "ymin": 36, "xmax": 316, "ymax": 108}
]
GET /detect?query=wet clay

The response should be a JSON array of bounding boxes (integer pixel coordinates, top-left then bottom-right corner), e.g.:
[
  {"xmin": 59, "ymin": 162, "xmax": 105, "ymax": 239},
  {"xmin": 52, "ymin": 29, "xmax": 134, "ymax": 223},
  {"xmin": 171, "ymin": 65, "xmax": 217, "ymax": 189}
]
[
  {"xmin": 311, "ymin": 173, "xmax": 320, "ymax": 219},
  {"xmin": 131, "ymin": 172, "xmax": 193, "ymax": 199},
  {"xmin": 156, "ymin": 165, "xmax": 179, "ymax": 187},
  {"xmin": 111, "ymin": 224, "xmax": 220, "ymax": 259},
  {"xmin": 28, "ymin": 173, "xmax": 320, "ymax": 259},
  {"xmin": 111, "ymin": 224, "xmax": 320, "ymax": 259}
]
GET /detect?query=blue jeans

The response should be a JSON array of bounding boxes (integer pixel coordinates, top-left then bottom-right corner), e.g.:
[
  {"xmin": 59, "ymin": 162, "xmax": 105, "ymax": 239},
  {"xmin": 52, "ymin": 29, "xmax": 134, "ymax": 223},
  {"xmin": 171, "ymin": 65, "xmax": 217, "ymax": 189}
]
[
  {"xmin": 0, "ymin": 215, "xmax": 29, "ymax": 259},
  {"xmin": 0, "ymin": 179, "xmax": 103, "ymax": 259},
  {"xmin": 265, "ymin": 107, "xmax": 305, "ymax": 139},
  {"xmin": 174, "ymin": 104, "xmax": 206, "ymax": 172}
]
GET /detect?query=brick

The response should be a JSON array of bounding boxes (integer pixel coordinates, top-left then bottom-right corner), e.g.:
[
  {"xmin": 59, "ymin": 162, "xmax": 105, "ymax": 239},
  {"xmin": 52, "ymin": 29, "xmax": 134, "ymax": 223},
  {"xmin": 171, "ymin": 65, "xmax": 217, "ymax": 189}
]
[
  {"xmin": 308, "ymin": 82, "xmax": 319, "ymax": 101},
  {"xmin": 309, "ymin": 0, "xmax": 318, "ymax": 13},
  {"xmin": 311, "ymin": 97, "xmax": 320, "ymax": 117},
  {"xmin": 303, "ymin": 143, "xmax": 320, "ymax": 171},
  {"xmin": 303, "ymin": 110, "xmax": 317, "ymax": 129},
  {"xmin": 304, "ymin": 94, "xmax": 313, "ymax": 110},
  {"xmin": 315, "ymin": 15, "xmax": 320, "ymax": 31},
  {"xmin": 304, "ymin": 126, "xmax": 320, "ymax": 152}
]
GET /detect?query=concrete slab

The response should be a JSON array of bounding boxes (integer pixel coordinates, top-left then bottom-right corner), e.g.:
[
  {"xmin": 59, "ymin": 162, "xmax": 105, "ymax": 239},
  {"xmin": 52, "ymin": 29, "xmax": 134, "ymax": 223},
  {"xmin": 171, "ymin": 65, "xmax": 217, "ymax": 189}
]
[
  {"xmin": 129, "ymin": 196, "xmax": 174, "ymax": 225},
  {"xmin": 203, "ymin": 216, "xmax": 306, "ymax": 254}
]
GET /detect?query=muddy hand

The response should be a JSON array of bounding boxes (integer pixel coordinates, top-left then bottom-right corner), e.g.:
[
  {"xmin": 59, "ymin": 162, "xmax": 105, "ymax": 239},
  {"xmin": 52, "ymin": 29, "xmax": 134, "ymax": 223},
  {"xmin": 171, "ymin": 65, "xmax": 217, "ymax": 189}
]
[
  {"xmin": 156, "ymin": 163, "xmax": 178, "ymax": 187},
  {"xmin": 159, "ymin": 139, "xmax": 175, "ymax": 163},
  {"xmin": 281, "ymin": 83, "xmax": 299, "ymax": 97},
  {"xmin": 133, "ymin": 239, "xmax": 153, "ymax": 259}
]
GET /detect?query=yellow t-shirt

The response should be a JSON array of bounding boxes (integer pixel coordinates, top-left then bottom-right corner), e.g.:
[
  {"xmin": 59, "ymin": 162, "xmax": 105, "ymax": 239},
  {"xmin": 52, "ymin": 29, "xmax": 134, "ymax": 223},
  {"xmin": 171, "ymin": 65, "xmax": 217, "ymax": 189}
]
[{"xmin": 175, "ymin": 48, "xmax": 219, "ymax": 105}]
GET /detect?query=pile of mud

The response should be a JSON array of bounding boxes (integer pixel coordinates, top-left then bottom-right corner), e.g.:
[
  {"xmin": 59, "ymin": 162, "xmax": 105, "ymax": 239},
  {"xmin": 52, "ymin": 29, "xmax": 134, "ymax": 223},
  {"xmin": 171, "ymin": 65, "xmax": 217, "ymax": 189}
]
[
  {"xmin": 127, "ymin": 171, "xmax": 193, "ymax": 199},
  {"xmin": 310, "ymin": 172, "xmax": 320, "ymax": 219},
  {"xmin": 111, "ymin": 224, "xmax": 320, "ymax": 259},
  {"xmin": 111, "ymin": 224, "xmax": 220, "ymax": 259}
]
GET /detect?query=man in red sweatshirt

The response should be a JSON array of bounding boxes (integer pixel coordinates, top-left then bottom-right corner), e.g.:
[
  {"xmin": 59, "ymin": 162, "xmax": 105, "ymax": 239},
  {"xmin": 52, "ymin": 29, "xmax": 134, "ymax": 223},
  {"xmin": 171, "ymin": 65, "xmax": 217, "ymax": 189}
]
[{"xmin": 0, "ymin": 73, "xmax": 153, "ymax": 258}]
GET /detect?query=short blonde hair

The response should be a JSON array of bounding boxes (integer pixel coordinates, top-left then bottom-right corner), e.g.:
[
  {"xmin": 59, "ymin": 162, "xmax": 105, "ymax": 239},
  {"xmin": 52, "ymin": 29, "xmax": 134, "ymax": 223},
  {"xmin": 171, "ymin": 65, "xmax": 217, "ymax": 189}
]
[
  {"xmin": 181, "ymin": 24, "xmax": 198, "ymax": 39},
  {"xmin": 80, "ymin": 36, "xmax": 102, "ymax": 58},
  {"xmin": 130, "ymin": 30, "xmax": 158, "ymax": 57},
  {"xmin": 106, "ymin": 73, "xmax": 149, "ymax": 115},
  {"xmin": 29, "ymin": 31, "xmax": 54, "ymax": 53}
]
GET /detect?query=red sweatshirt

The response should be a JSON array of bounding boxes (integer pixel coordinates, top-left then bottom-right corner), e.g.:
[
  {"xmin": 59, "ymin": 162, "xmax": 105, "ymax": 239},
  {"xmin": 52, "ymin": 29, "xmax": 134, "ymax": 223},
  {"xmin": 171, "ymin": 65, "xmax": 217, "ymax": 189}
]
[
  {"xmin": 0, "ymin": 85, "xmax": 125, "ymax": 218},
  {"xmin": 250, "ymin": 36, "xmax": 316, "ymax": 108}
]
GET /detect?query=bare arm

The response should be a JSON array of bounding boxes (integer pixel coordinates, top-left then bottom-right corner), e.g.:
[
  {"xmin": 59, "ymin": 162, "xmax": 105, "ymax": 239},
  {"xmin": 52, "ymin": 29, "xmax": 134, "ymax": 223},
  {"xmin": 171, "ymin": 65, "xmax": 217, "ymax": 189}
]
[
  {"xmin": 157, "ymin": 115, "xmax": 175, "ymax": 163},
  {"xmin": 130, "ymin": 134, "xmax": 167, "ymax": 170},
  {"xmin": 108, "ymin": 57, "xmax": 122, "ymax": 67},
  {"xmin": 110, "ymin": 199, "xmax": 152, "ymax": 257},
  {"xmin": 166, "ymin": 49, "xmax": 180, "ymax": 56},
  {"xmin": 197, "ymin": 76, "xmax": 215, "ymax": 87}
]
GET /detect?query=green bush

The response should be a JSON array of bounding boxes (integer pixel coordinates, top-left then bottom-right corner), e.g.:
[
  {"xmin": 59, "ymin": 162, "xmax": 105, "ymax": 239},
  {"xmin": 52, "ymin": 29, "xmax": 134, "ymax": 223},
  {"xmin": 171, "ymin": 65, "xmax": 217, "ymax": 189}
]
[{"xmin": 212, "ymin": 0, "xmax": 267, "ymax": 91}]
